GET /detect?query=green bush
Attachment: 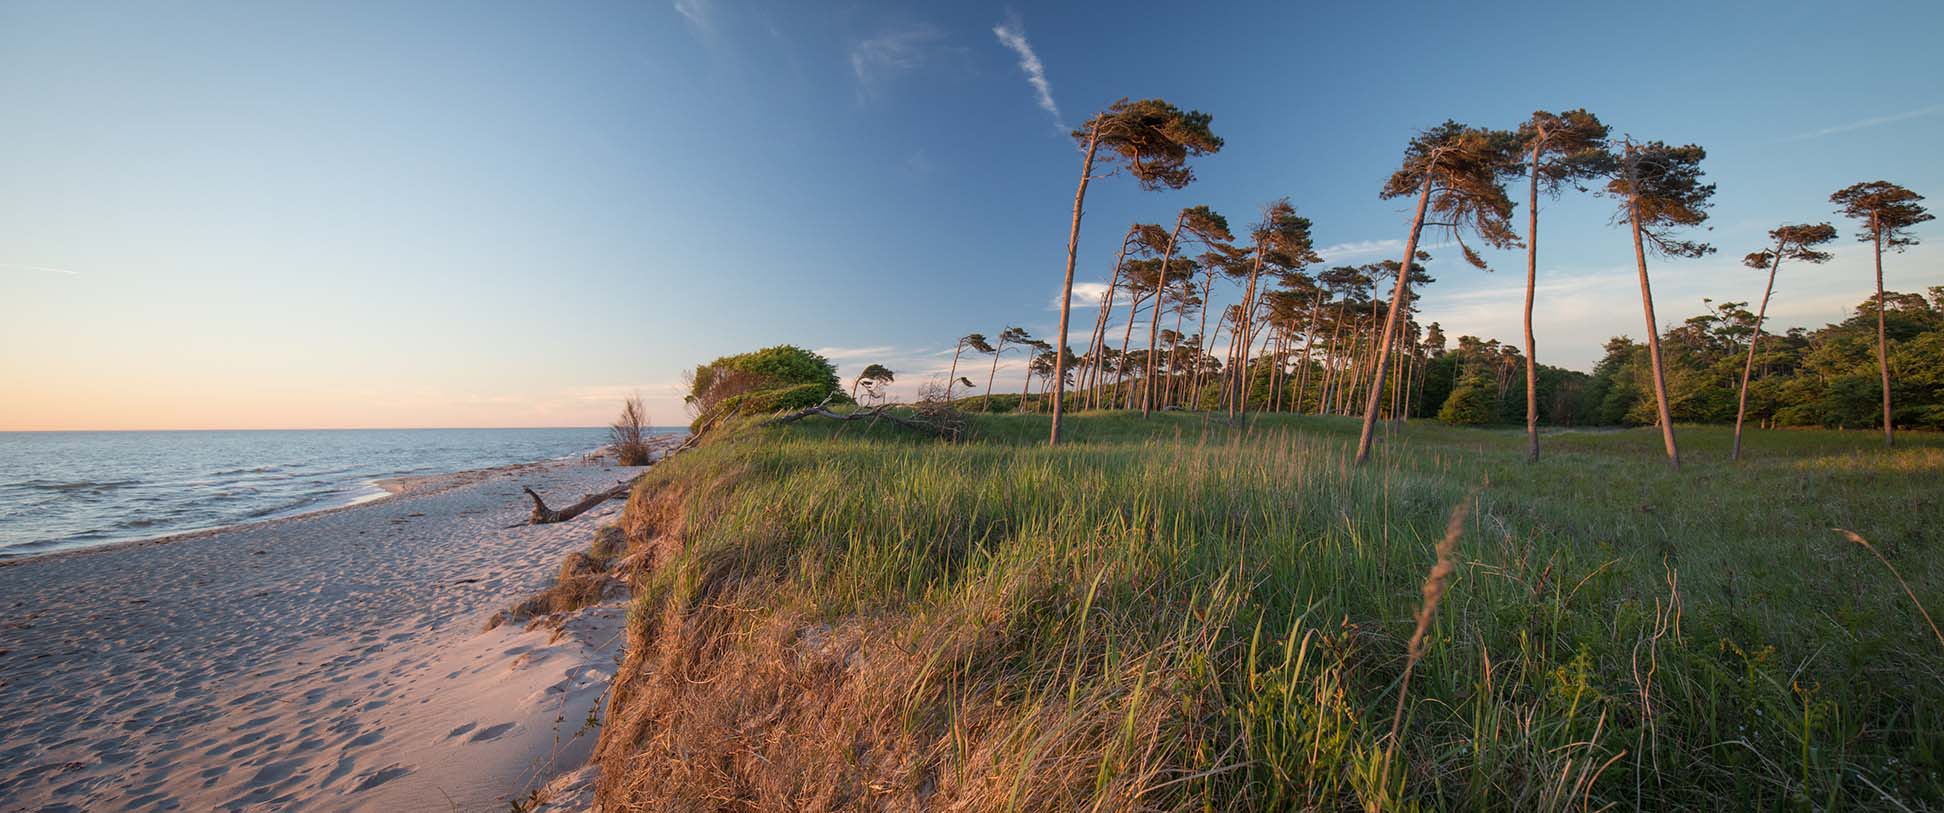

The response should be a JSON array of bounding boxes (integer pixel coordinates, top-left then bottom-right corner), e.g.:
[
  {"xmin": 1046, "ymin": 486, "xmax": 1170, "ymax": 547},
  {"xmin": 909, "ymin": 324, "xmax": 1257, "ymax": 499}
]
[
  {"xmin": 686, "ymin": 345, "xmax": 845, "ymax": 430},
  {"xmin": 1436, "ymin": 374, "xmax": 1497, "ymax": 425}
]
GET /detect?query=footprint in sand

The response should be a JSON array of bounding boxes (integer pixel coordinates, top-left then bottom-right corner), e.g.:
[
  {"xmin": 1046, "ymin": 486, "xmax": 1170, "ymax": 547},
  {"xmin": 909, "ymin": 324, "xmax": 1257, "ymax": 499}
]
[
  {"xmin": 445, "ymin": 721, "xmax": 476, "ymax": 739},
  {"xmin": 467, "ymin": 722, "xmax": 515, "ymax": 743},
  {"xmin": 350, "ymin": 764, "xmax": 412, "ymax": 792}
]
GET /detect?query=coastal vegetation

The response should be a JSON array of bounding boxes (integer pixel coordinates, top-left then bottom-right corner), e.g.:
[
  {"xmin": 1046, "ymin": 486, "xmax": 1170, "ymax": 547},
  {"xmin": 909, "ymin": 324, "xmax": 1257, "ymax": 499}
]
[
  {"xmin": 610, "ymin": 393, "xmax": 653, "ymax": 466},
  {"xmin": 580, "ymin": 104, "xmax": 1942, "ymax": 809},
  {"xmin": 684, "ymin": 344, "xmax": 848, "ymax": 430},
  {"xmin": 591, "ymin": 412, "xmax": 1944, "ymax": 809}
]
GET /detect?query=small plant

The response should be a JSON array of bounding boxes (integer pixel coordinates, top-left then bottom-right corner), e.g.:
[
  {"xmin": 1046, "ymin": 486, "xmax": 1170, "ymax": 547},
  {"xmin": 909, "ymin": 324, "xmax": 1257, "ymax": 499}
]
[{"xmin": 610, "ymin": 393, "xmax": 653, "ymax": 466}]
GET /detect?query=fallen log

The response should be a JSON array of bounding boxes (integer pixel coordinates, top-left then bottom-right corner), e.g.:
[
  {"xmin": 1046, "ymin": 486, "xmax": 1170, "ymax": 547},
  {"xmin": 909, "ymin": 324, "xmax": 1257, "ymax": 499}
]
[
  {"xmin": 521, "ymin": 479, "xmax": 636, "ymax": 525},
  {"xmin": 761, "ymin": 402, "xmax": 962, "ymax": 440}
]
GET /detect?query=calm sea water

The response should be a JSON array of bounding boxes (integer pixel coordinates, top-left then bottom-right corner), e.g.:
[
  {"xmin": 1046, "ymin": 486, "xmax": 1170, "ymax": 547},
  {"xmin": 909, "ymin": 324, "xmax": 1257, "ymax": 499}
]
[{"xmin": 0, "ymin": 427, "xmax": 680, "ymax": 560}]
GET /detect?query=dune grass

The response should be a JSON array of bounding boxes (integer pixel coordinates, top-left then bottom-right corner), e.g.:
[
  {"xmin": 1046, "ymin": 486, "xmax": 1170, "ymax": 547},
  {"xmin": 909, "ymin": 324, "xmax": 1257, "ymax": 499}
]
[{"xmin": 595, "ymin": 412, "xmax": 1943, "ymax": 810}]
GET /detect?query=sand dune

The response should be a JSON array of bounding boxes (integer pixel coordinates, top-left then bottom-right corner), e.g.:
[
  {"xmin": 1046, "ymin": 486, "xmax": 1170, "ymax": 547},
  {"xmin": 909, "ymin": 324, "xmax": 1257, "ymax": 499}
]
[{"xmin": 0, "ymin": 451, "xmax": 665, "ymax": 812}]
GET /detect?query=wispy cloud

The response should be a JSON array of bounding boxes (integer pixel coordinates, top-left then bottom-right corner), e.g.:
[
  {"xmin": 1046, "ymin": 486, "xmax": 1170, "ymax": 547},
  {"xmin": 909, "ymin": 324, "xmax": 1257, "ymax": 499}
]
[
  {"xmin": 1317, "ymin": 239, "xmax": 1402, "ymax": 261},
  {"xmin": 1316, "ymin": 239, "xmax": 1459, "ymax": 263},
  {"xmin": 0, "ymin": 263, "xmax": 79, "ymax": 275},
  {"xmin": 673, "ymin": 0, "xmax": 712, "ymax": 32},
  {"xmin": 813, "ymin": 345, "xmax": 901, "ymax": 362},
  {"xmin": 1049, "ymin": 281, "xmax": 1109, "ymax": 310},
  {"xmin": 992, "ymin": 13, "xmax": 1064, "ymax": 131},
  {"xmin": 1782, "ymin": 103, "xmax": 1944, "ymax": 142},
  {"xmin": 849, "ymin": 24, "xmax": 948, "ymax": 100}
]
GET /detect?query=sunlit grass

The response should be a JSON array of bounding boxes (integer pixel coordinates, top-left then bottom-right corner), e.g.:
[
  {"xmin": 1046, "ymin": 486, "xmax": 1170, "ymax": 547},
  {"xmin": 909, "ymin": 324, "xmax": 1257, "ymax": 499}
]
[{"xmin": 599, "ymin": 413, "xmax": 1943, "ymax": 810}]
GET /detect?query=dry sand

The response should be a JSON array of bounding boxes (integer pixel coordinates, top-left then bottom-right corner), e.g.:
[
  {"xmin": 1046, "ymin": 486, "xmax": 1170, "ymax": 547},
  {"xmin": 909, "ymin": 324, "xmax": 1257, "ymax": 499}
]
[{"xmin": 0, "ymin": 444, "xmax": 676, "ymax": 812}]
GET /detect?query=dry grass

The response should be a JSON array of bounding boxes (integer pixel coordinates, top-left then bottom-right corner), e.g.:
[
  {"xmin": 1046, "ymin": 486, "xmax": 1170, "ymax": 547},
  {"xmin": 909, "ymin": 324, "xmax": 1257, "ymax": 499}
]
[
  {"xmin": 586, "ymin": 413, "xmax": 1944, "ymax": 810},
  {"xmin": 488, "ymin": 525, "xmax": 629, "ymax": 631}
]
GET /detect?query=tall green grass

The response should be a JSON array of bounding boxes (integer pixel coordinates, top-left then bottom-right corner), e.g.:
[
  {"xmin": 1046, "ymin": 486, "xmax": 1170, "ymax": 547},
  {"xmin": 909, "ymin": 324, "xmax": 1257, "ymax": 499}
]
[{"xmin": 603, "ymin": 412, "xmax": 1943, "ymax": 810}]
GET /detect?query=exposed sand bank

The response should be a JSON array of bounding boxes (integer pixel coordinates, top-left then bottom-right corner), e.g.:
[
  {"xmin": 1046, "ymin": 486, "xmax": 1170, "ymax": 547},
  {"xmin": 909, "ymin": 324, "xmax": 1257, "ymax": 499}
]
[{"xmin": 0, "ymin": 438, "xmax": 680, "ymax": 811}]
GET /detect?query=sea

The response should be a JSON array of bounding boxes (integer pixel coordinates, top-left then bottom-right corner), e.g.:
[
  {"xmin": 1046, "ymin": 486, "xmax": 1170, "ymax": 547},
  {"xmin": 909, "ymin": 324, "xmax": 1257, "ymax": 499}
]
[{"xmin": 0, "ymin": 427, "xmax": 683, "ymax": 560}]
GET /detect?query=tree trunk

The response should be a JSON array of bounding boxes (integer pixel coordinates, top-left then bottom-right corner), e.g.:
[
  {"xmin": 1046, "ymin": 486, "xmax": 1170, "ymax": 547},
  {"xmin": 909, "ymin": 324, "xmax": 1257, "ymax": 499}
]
[
  {"xmin": 1164, "ymin": 289, "xmax": 1190, "ymax": 408},
  {"xmin": 523, "ymin": 482, "xmax": 634, "ymax": 525},
  {"xmin": 1523, "ymin": 142, "xmax": 1542, "ymax": 462},
  {"xmin": 1081, "ymin": 227, "xmax": 1136, "ymax": 406},
  {"xmin": 1117, "ymin": 293, "xmax": 1144, "ymax": 409},
  {"xmin": 1873, "ymin": 214, "xmax": 1894, "ymax": 447},
  {"xmin": 1229, "ymin": 245, "xmax": 1268, "ymax": 418},
  {"xmin": 983, "ymin": 337, "xmax": 1007, "ymax": 413},
  {"xmin": 1049, "ymin": 125, "xmax": 1100, "ymax": 444},
  {"xmin": 1732, "ymin": 249, "xmax": 1782, "ymax": 461},
  {"xmin": 1355, "ymin": 176, "xmax": 1435, "ymax": 464},
  {"xmin": 1020, "ymin": 356, "xmax": 1035, "ymax": 411},
  {"xmin": 1142, "ymin": 213, "xmax": 1188, "ymax": 417},
  {"xmin": 1630, "ymin": 199, "xmax": 1681, "ymax": 467},
  {"xmin": 945, "ymin": 342, "xmax": 964, "ymax": 402},
  {"xmin": 1294, "ymin": 291, "xmax": 1322, "ymax": 414},
  {"xmin": 1187, "ymin": 276, "xmax": 1216, "ymax": 409}
]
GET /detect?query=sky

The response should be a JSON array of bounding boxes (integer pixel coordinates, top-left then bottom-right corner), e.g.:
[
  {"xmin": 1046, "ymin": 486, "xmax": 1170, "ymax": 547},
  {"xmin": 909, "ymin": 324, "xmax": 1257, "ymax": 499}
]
[{"xmin": 3, "ymin": 0, "xmax": 1941, "ymax": 430}]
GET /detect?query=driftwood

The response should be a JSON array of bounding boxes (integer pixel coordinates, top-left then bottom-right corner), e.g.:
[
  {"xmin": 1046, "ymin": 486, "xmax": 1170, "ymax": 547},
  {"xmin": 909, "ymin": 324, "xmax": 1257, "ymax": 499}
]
[
  {"xmin": 521, "ymin": 480, "xmax": 637, "ymax": 525},
  {"xmin": 761, "ymin": 399, "xmax": 963, "ymax": 440},
  {"xmin": 512, "ymin": 434, "xmax": 694, "ymax": 526}
]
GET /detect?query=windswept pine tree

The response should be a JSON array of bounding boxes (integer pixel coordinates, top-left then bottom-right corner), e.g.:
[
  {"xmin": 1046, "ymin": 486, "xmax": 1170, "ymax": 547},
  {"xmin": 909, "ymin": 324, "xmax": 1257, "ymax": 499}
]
[
  {"xmin": 1142, "ymin": 205, "xmax": 1230, "ymax": 417},
  {"xmin": 1049, "ymin": 98, "xmax": 1222, "ymax": 445},
  {"xmin": 1831, "ymin": 181, "xmax": 1933, "ymax": 447},
  {"xmin": 945, "ymin": 333, "xmax": 989, "ymax": 402},
  {"xmin": 1233, "ymin": 199, "xmax": 1321, "ymax": 418},
  {"xmin": 1610, "ymin": 140, "xmax": 1716, "ymax": 468},
  {"xmin": 1513, "ymin": 109, "xmax": 1612, "ymax": 462},
  {"xmin": 850, "ymin": 364, "xmax": 895, "ymax": 403},
  {"xmin": 1355, "ymin": 122, "xmax": 1522, "ymax": 464},
  {"xmin": 1732, "ymin": 223, "xmax": 1837, "ymax": 459},
  {"xmin": 983, "ymin": 326, "xmax": 1030, "ymax": 412}
]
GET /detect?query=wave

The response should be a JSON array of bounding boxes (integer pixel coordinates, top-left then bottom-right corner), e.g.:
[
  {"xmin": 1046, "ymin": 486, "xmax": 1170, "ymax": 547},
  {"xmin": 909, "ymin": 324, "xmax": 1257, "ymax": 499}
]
[{"xmin": 18, "ymin": 478, "xmax": 141, "ymax": 493}]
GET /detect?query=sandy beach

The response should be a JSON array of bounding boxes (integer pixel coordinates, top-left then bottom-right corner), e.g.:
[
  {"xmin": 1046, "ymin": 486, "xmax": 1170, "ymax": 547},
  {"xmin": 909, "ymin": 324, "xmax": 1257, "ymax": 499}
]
[{"xmin": 0, "ymin": 443, "xmax": 675, "ymax": 812}]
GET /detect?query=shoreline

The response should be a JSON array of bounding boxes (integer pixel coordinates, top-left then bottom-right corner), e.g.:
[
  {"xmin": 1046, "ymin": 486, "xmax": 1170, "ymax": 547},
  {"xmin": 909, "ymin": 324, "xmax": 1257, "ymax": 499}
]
[
  {"xmin": 0, "ymin": 442, "xmax": 643, "ymax": 567},
  {"xmin": 0, "ymin": 432, "xmax": 683, "ymax": 811}
]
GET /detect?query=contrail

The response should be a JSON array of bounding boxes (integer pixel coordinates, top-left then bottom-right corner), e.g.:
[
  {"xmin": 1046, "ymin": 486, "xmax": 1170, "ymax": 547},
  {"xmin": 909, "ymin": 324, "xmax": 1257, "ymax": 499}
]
[{"xmin": 0, "ymin": 263, "xmax": 79, "ymax": 275}]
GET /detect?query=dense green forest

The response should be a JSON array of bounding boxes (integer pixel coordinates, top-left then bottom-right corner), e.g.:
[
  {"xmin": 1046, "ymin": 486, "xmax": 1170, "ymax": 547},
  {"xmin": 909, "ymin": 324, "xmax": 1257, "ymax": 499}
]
[{"xmin": 1414, "ymin": 287, "xmax": 1944, "ymax": 429}]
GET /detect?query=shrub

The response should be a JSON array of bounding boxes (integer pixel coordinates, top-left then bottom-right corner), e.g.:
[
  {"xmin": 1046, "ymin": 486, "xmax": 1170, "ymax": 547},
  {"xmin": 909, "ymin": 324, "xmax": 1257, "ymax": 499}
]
[
  {"xmin": 1436, "ymin": 374, "xmax": 1498, "ymax": 425},
  {"xmin": 610, "ymin": 394, "xmax": 653, "ymax": 466},
  {"xmin": 685, "ymin": 346, "xmax": 848, "ymax": 431}
]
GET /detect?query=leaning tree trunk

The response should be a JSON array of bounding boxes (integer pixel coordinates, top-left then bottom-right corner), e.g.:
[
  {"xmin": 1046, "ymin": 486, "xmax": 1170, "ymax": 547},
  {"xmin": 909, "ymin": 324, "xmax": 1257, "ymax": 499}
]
[
  {"xmin": 982, "ymin": 339, "xmax": 1006, "ymax": 413},
  {"xmin": 1522, "ymin": 143, "xmax": 1543, "ymax": 462},
  {"xmin": 1630, "ymin": 202, "xmax": 1681, "ymax": 468},
  {"xmin": 1873, "ymin": 215, "xmax": 1894, "ymax": 448},
  {"xmin": 1230, "ymin": 245, "xmax": 1267, "ymax": 418},
  {"xmin": 1081, "ymin": 229, "xmax": 1135, "ymax": 406},
  {"xmin": 946, "ymin": 343, "xmax": 965, "ymax": 402},
  {"xmin": 1188, "ymin": 277, "xmax": 1216, "ymax": 408},
  {"xmin": 1141, "ymin": 214, "xmax": 1187, "ymax": 417},
  {"xmin": 1732, "ymin": 249, "xmax": 1783, "ymax": 461},
  {"xmin": 1049, "ymin": 124, "xmax": 1100, "ymax": 443},
  {"xmin": 1355, "ymin": 176, "xmax": 1435, "ymax": 464},
  {"xmin": 1117, "ymin": 293, "xmax": 1145, "ymax": 409},
  {"xmin": 1164, "ymin": 292, "xmax": 1190, "ymax": 408},
  {"xmin": 1294, "ymin": 291, "xmax": 1323, "ymax": 413}
]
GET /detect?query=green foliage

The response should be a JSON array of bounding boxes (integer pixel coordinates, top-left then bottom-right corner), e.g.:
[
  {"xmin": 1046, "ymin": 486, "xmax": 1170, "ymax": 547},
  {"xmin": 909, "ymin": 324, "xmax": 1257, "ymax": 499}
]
[
  {"xmin": 1078, "ymin": 98, "xmax": 1224, "ymax": 191},
  {"xmin": 686, "ymin": 344, "xmax": 843, "ymax": 429},
  {"xmin": 711, "ymin": 381, "xmax": 833, "ymax": 420},
  {"xmin": 1436, "ymin": 374, "xmax": 1497, "ymax": 425},
  {"xmin": 1583, "ymin": 291, "xmax": 1944, "ymax": 431}
]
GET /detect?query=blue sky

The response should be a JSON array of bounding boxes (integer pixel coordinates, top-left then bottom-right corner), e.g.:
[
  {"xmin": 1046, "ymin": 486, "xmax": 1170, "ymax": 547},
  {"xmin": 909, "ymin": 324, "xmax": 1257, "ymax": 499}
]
[{"xmin": 3, "ymin": 0, "xmax": 1940, "ymax": 429}]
